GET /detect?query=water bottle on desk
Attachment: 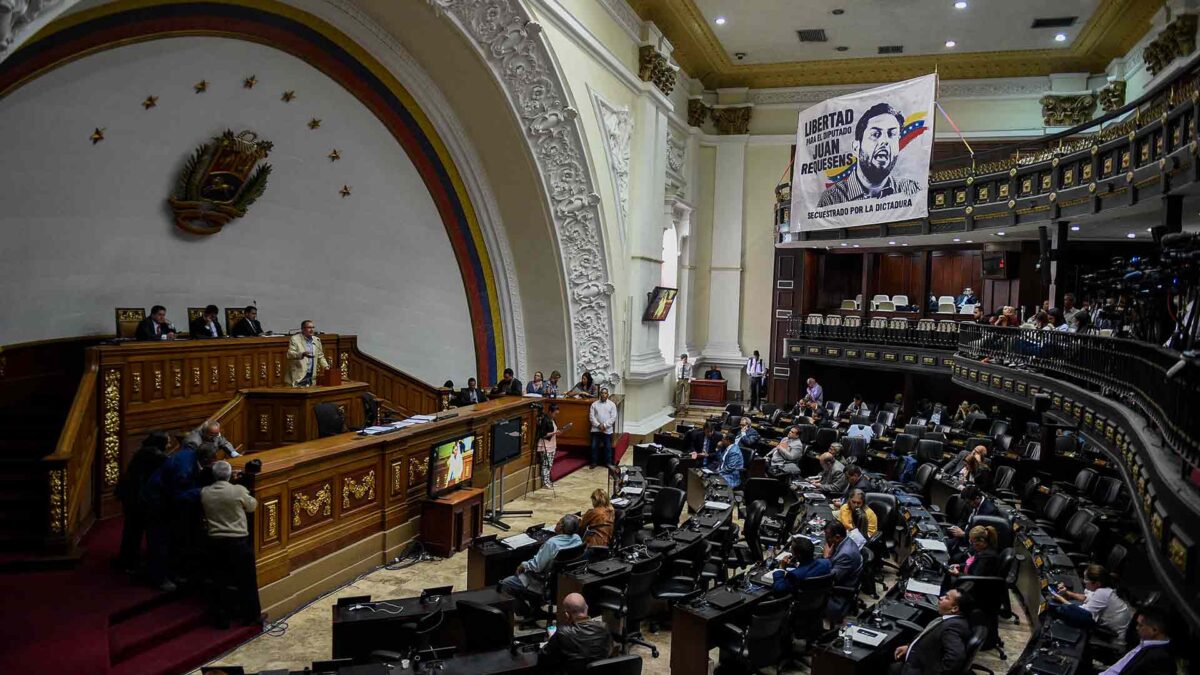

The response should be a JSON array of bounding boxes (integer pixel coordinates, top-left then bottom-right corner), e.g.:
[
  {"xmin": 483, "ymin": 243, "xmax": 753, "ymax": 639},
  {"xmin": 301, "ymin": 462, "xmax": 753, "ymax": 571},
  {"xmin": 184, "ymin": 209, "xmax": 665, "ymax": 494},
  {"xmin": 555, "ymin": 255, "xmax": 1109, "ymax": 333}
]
[{"xmin": 841, "ymin": 622, "xmax": 854, "ymax": 655}]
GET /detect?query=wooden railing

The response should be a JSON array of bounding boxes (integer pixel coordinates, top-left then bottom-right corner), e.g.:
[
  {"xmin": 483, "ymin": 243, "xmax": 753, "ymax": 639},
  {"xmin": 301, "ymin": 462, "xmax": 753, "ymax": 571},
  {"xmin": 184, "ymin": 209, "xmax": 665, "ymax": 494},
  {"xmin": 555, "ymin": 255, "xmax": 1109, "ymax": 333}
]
[
  {"xmin": 337, "ymin": 335, "xmax": 449, "ymax": 415},
  {"xmin": 39, "ymin": 350, "xmax": 100, "ymax": 550}
]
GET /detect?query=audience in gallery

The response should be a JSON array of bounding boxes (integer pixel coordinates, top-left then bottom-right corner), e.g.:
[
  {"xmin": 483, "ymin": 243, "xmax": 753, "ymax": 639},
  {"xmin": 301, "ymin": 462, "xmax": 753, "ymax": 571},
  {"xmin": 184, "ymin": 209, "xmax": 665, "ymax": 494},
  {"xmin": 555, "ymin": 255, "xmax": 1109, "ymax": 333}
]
[
  {"xmin": 580, "ymin": 489, "xmax": 614, "ymax": 548},
  {"xmin": 587, "ymin": 388, "xmax": 618, "ymax": 468},
  {"xmin": 537, "ymin": 592, "xmax": 612, "ymax": 672},
  {"xmin": 771, "ymin": 536, "xmax": 832, "ymax": 593},
  {"xmin": 889, "ymin": 589, "xmax": 973, "ymax": 675}
]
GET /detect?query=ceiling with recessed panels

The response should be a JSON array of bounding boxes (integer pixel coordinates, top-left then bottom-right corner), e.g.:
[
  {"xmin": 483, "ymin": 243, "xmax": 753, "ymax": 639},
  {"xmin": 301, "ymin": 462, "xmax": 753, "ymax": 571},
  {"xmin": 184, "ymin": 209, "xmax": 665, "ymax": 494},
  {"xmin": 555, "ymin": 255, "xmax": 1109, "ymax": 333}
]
[{"xmin": 627, "ymin": 0, "xmax": 1163, "ymax": 87}]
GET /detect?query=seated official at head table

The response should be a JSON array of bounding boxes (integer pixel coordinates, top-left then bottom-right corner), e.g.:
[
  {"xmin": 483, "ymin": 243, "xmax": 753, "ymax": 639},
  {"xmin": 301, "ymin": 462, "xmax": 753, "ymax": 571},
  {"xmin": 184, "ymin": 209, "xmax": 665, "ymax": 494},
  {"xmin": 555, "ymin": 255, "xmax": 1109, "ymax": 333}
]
[
  {"xmin": 538, "ymin": 592, "xmax": 612, "ymax": 673},
  {"xmin": 135, "ymin": 304, "xmax": 177, "ymax": 341},
  {"xmin": 771, "ymin": 536, "xmax": 832, "ymax": 593},
  {"xmin": 285, "ymin": 320, "xmax": 331, "ymax": 387},
  {"xmin": 703, "ymin": 366, "xmax": 722, "ymax": 379},
  {"xmin": 499, "ymin": 514, "xmax": 582, "ymax": 615},
  {"xmin": 229, "ymin": 305, "xmax": 265, "ymax": 337},
  {"xmin": 526, "ymin": 371, "xmax": 546, "ymax": 395},
  {"xmin": 456, "ymin": 378, "xmax": 488, "ymax": 406},
  {"xmin": 566, "ymin": 371, "xmax": 598, "ymax": 398},
  {"xmin": 490, "ymin": 368, "xmax": 523, "ymax": 397},
  {"xmin": 889, "ymin": 588, "xmax": 974, "ymax": 675},
  {"xmin": 190, "ymin": 304, "xmax": 224, "ymax": 339}
]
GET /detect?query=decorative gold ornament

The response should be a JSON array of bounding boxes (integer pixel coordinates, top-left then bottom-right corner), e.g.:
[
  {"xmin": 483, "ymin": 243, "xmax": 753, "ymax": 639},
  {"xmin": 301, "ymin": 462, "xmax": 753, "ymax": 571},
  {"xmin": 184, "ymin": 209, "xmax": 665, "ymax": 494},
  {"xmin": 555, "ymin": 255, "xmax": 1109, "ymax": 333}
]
[
  {"xmin": 142, "ymin": 95, "xmax": 158, "ymax": 110},
  {"xmin": 392, "ymin": 461, "xmax": 404, "ymax": 494},
  {"xmin": 153, "ymin": 369, "xmax": 162, "ymax": 391},
  {"xmin": 342, "ymin": 470, "xmax": 376, "ymax": 508},
  {"xmin": 243, "ymin": 75, "xmax": 257, "ymax": 88},
  {"xmin": 687, "ymin": 98, "xmax": 709, "ymax": 127},
  {"xmin": 307, "ymin": 118, "xmax": 321, "ymax": 130},
  {"xmin": 339, "ymin": 185, "xmax": 352, "ymax": 198},
  {"xmin": 637, "ymin": 45, "xmax": 678, "ymax": 96},
  {"xmin": 285, "ymin": 414, "xmax": 295, "ymax": 434},
  {"xmin": 1098, "ymin": 81, "xmax": 1126, "ymax": 112},
  {"xmin": 194, "ymin": 80, "xmax": 208, "ymax": 94},
  {"xmin": 281, "ymin": 90, "xmax": 296, "ymax": 102},
  {"xmin": 264, "ymin": 499, "xmax": 278, "ymax": 539},
  {"xmin": 1039, "ymin": 94, "xmax": 1096, "ymax": 127},
  {"xmin": 292, "ymin": 483, "xmax": 332, "ymax": 526},
  {"xmin": 131, "ymin": 371, "xmax": 141, "ymax": 394},
  {"xmin": 327, "ymin": 149, "xmax": 341, "ymax": 162},
  {"xmin": 710, "ymin": 105, "xmax": 753, "ymax": 135},
  {"xmin": 101, "ymin": 370, "xmax": 121, "ymax": 487},
  {"xmin": 90, "ymin": 128, "xmax": 105, "ymax": 144},
  {"xmin": 192, "ymin": 367, "xmax": 201, "ymax": 387},
  {"xmin": 48, "ymin": 468, "xmax": 67, "ymax": 535},
  {"xmin": 258, "ymin": 414, "xmax": 269, "ymax": 433},
  {"xmin": 1144, "ymin": 14, "xmax": 1197, "ymax": 76},
  {"xmin": 168, "ymin": 129, "xmax": 273, "ymax": 236},
  {"xmin": 964, "ymin": 206, "xmax": 973, "ymax": 215}
]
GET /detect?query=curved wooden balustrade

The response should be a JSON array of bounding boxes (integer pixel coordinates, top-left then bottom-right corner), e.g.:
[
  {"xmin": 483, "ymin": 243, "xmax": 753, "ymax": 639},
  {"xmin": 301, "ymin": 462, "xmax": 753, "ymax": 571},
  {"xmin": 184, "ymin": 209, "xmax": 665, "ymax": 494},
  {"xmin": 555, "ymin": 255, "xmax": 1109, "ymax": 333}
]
[
  {"xmin": 38, "ymin": 350, "xmax": 100, "ymax": 552},
  {"xmin": 776, "ymin": 52, "xmax": 1200, "ymax": 242}
]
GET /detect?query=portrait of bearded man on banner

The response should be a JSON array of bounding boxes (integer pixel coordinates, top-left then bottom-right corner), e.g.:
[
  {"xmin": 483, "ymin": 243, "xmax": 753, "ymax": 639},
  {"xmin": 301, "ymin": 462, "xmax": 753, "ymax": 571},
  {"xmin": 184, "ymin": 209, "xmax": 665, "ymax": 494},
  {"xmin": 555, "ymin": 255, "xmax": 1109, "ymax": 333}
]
[{"xmin": 817, "ymin": 102, "xmax": 922, "ymax": 207}]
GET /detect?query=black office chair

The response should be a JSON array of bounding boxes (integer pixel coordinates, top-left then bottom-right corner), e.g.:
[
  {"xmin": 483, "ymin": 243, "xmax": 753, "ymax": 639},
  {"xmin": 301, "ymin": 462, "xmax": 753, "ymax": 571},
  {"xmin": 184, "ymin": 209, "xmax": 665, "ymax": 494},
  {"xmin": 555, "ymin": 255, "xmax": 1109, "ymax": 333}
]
[
  {"xmin": 937, "ymin": 493, "xmax": 965, "ymax": 526},
  {"xmin": 903, "ymin": 423, "xmax": 925, "ymax": 437},
  {"xmin": 842, "ymin": 436, "xmax": 868, "ymax": 465},
  {"xmin": 958, "ymin": 618, "xmax": 993, "ymax": 675},
  {"xmin": 957, "ymin": 549, "xmax": 1015, "ymax": 661},
  {"xmin": 732, "ymin": 500, "xmax": 766, "ymax": 567},
  {"xmin": 740, "ymin": 477, "xmax": 791, "ymax": 518},
  {"xmin": 759, "ymin": 499, "xmax": 801, "ymax": 551},
  {"xmin": 1054, "ymin": 467, "xmax": 1099, "ymax": 497},
  {"xmin": 643, "ymin": 487, "xmax": 684, "ymax": 533},
  {"xmin": 812, "ymin": 427, "xmax": 838, "ymax": 452},
  {"xmin": 618, "ymin": 504, "xmax": 646, "ymax": 548},
  {"xmin": 992, "ymin": 465, "xmax": 1017, "ymax": 497},
  {"xmin": 1034, "ymin": 493, "xmax": 1077, "ymax": 534},
  {"xmin": 902, "ymin": 462, "xmax": 937, "ymax": 497},
  {"xmin": 865, "ymin": 492, "xmax": 899, "ymax": 568},
  {"xmin": 724, "ymin": 403, "xmax": 745, "ymax": 417},
  {"xmin": 314, "ymin": 402, "xmax": 345, "ymax": 438},
  {"xmin": 987, "ymin": 419, "xmax": 1009, "ymax": 439},
  {"xmin": 1088, "ymin": 476, "xmax": 1125, "ymax": 509},
  {"xmin": 651, "ymin": 539, "xmax": 705, "ymax": 610},
  {"xmin": 797, "ymin": 424, "xmax": 818, "ymax": 444},
  {"xmin": 922, "ymin": 431, "xmax": 948, "ymax": 444},
  {"xmin": 875, "ymin": 410, "xmax": 895, "ymax": 428},
  {"xmin": 892, "ymin": 433, "xmax": 919, "ymax": 456},
  {"xmin": 716, "ymin": 595, "xmax": 791, "ymax": 674},
  {"xmin": 786, "ymin": 572, "xmax": 834, "ymax": 657},
  {"xmin": 969, "ymin": 514, "xmax": 1013, "ymax": 552},
  {"xmin": 583, "ymin": 655, "xmax": 643, "ymax": 674},
  {"xmin": 916, "ymin": 439, "xmax": 945, "ymax": 464},
  {"xmin": 965, "ymin": 436, "xmax": 993, "ymax": 453},
  {"xmin": 597, "ymin": 558, "xmax": 662, "ymax": 658},
  {"xmin": 825, "ymin": 401, "xmax": 842, "ymax": 418},
  {"xmin": 456, "ymin": 600, "xmax": 512, "ymax": 653},
  {"xmin": 369, "ymin": 606, "xmax": 444, "ymax": 664},
  {"xmin": 704, "ymin": 523, "xmax": 739, "ymax": 585},
  {"xmin": 521, "ymin": 542, "xmax": 586, "ymax": 623}
]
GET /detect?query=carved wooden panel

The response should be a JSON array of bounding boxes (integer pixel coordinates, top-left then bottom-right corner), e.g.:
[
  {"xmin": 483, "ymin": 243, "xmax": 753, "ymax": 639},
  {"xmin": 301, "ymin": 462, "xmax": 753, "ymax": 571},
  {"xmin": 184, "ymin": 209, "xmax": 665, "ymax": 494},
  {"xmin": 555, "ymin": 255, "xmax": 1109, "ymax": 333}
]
[
  {"xmin": 408, "ymin": 453, "xmax": 430, "ymax": 496},
  {"xmin": 391, "ymin": 459, "xmax": 405, "ymax": 495},
  {"xmin": 261, "ymin": 498, "xmax": 280, "ymax": 546},
  {"xmin": 341, "ymin": 467, "xmax": 377, "ymax": 513},
  {"xmin": 291, "ymin": 480, "xmax": 333, "ymax": 532}
]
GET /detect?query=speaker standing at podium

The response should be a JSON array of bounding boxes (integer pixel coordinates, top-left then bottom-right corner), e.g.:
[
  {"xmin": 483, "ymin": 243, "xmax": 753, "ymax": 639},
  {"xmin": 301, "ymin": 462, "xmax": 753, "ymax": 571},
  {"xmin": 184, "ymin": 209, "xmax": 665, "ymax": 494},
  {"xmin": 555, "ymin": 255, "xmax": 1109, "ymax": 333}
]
[{"xmin": 286, "ymin": 320, "xmax": 330, "ymax": 387}]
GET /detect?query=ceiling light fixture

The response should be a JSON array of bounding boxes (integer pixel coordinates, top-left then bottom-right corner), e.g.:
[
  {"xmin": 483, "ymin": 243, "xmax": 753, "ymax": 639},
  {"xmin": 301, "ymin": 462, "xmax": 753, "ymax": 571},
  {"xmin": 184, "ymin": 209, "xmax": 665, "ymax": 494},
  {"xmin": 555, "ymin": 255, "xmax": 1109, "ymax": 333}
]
[
  {"xmin": 1126, "ymin": 232, "xmax": 1137, "ymax": 238},
  {"xmin": 853, "ymin": 244, "xmax": 860, "ymax": 248},
  {"xmin": 953, "ymin": 238, "xmax": 961, "ymax": 242},
  {"xmin": 902, "ymin": 243, "xmax": 909, "ymax": 246},
  {"xmin": 954, "ymin": 1, "xmax": 967, "ymax": 8},
  {"xmin": 888, "ymin": 241, "xmax": 896, "ymax": 245},
  {"xmin": 1054, "ymin": 33, "xmax": 1067, "ymax": 42},
  {"xmin": 840, "ymin": 243, "xmax": 848, "ymax": 247},
  {"xmin": 715, "ymin": 16, "xmax": 726, "ymax": 25},
  {"xmin": 945, "ymin": 40, "xmax": 957, "ymax": 48},
  {"xmin": 1146, "ymin": 228, "xmax": 1153, "ymax": 232},
  {"xmin": 965, "ymin": 240, "xmax": 973, "ymax": 243},
  {"xmin": 1070, "ymin": 225, "xmax": 1080, "ymax": 231},
  {"xmin": 996, "ymin": 231, "xmax": 1005, "ymax": 236}
]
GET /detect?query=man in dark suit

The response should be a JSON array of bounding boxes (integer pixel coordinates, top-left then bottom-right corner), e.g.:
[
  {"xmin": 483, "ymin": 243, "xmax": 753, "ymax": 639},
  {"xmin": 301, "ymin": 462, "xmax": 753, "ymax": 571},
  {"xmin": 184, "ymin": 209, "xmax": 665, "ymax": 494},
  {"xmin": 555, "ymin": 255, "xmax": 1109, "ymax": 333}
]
[
  {"xmin": 456, "ymin": 377, "xmax": 489, "ymax": 406},
  {"xmin": 823, "ymin": 521, "xmax": 862, "ymax": 621},
  {"xmin": 1100, "ymin": 606, "xmax": 1173, "ymax": 674},
  {"xmin": 837, "ymin": 465, "xmax": 876, "ymax": 505},
  {"xmin": 890, "ymin": 588, "xmax": 973, "ymax": 675},
  {"xmin": 947, "ymin": 486, "xmax": 998, "ymax": 540},
  {"xmin": 135, "ymin": 305, "xmax": 176, "ymax": 341},
  {"xmin": 189, "ymin": 304, "xmax": 224, "ymax": 338},
  {"xmin": 686, "ymin": 422, "xmax": 720, "ymax": 468},
  {"xmin": 490, "ymin": 368, "xmax": 523, "ymax": 397},
  {"xmin": 229, "ymin": 305, "xmax": 264, "ymax": 337}
]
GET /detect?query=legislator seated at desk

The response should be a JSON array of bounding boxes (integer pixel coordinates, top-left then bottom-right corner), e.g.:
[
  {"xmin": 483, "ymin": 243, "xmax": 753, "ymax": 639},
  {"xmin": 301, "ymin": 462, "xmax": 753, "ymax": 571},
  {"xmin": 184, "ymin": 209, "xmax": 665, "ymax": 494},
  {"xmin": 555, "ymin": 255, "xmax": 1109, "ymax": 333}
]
[
  {"xmin": 229, "ymin": 305, "xmax": 265, "ymax": 337},
  {"xmin": 538, "ymin": 593, "xmax": 612, "ymax": 673},
  {"xmin": 456, "ymin": 378, "xmax": 489, "ymax": 406},
  {"xmin": 286, "ymin": 320, "xmax": 331, "ymax": 386},
  {"xmin": 888, "ymin": 588, "xmax": 974, "ymax": 675},
  {"xmin": 191, "ymin": 304, "xmax": 225, "ymax": 338},
  {"xmin": 489, "ymin": 368, "xmax": 523, "ymax": 397},
  {"xmin": 135, "ymin": 304, "xmax": 177, "ymax": 341}
]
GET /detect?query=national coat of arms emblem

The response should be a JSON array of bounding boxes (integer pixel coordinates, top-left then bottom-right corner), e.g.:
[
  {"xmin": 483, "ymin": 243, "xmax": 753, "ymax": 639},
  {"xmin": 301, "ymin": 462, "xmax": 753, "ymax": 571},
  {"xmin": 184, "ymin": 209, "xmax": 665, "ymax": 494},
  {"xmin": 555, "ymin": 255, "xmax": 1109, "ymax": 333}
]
[{"xmin": 168, "ymin": 129, "xmax": 273, "ymax": 235}]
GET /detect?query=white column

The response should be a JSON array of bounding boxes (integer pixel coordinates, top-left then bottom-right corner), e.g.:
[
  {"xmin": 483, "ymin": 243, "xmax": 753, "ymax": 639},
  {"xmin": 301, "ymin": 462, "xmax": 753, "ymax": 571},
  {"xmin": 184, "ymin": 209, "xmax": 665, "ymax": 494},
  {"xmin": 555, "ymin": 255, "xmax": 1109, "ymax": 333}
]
[
  {"xmin": 671, "ymin": 199, "xmax": 694, "ymax": 358},
  {"xmin": 627, "ymin": 93, "xmax": 672, "ymax": 377},
  {"xmin": 703, "ymin": 135, "xmax": 748, "ymax": 389}
]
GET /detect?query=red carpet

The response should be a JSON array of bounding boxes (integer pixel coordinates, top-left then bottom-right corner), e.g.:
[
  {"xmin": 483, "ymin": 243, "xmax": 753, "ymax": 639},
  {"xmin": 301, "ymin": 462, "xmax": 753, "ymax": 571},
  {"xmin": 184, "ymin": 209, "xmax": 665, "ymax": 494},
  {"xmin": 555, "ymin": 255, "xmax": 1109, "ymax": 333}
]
[
  {"xmin": 0, "ymin": 517, "xmax": 259, "ymax": 675},
  {"xmin": 550, "ymin": 433, "xmax": 629, "ymax": 482}
]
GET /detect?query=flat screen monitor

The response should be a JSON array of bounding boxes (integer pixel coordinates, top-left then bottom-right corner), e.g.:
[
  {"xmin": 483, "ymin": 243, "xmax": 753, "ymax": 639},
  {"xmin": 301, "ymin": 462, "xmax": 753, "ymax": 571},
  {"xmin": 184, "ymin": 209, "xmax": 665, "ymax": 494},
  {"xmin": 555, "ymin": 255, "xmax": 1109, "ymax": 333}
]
[
  {"xmin": 643, "ymin": 286, "xmax": 678, "ymax": 321},
  {"xmin": 429, "ymin": 435, "xmax": 475, "ymax": 497},
  {"xmin": 492, "ymin": 417, "xmax": 523, "ymax": 467}
]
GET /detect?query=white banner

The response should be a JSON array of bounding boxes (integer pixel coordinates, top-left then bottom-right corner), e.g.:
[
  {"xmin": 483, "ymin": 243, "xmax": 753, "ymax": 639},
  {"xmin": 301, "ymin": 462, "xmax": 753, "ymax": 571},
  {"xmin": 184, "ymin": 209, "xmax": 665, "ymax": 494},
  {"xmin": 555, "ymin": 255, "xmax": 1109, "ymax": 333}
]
[{"xmin": 789, "ymin": 74, "xmax": 936, "ymax": 232}]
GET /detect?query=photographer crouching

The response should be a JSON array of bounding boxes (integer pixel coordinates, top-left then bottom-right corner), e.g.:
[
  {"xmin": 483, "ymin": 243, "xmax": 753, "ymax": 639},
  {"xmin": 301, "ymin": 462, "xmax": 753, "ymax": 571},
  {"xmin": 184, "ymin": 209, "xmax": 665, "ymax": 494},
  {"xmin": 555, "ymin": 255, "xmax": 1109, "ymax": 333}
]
[{"xmin": 201, "ymin": 459, "xmax": 262, "ymax": 628}]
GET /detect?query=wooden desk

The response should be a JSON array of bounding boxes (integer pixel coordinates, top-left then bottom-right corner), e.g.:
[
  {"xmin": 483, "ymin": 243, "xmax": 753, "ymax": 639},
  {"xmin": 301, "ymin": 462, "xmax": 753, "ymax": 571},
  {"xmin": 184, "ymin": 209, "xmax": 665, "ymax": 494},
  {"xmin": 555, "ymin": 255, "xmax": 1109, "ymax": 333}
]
[
  {"xmin": 545, "ymin": 395, "xmax": 624, "ymax": 453},
  {"xmin": 226, "ymin": 397, "xmax": 535, "ymax": 614},
  {"xmin": 421, "ymin": 487, "xmax": 484, "ymax": 558},
  {"xmin": 467, "ymin": 533, "xmax": 543, "ymax": 589},
  {"xmin": 212, "ymin": 381, "xmax": 369, "ymax": 454},
  {"xmin": 689, "ymin": 379, "xmax": 727, "ymax": 407}
]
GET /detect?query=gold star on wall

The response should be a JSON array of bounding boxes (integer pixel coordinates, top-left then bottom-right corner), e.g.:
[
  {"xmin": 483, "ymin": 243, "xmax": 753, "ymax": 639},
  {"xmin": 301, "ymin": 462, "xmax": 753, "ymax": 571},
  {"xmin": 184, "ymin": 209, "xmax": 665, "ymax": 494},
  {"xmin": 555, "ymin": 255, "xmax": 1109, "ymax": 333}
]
[
  {"xmin": 194, "ymin": 80, "xmax": 208, "ymax": 93},
  {"xmin": 90, "ymin": 128, "xmax": 105, "ymax": 144},
  {"xmin": 339, "ymin": 185, "xmax": 352, "ymax": 198},
  {"xmin": 328, "ymin": 149, "xmax": 341, "ymax": 162},
  {"xmin": 243, "ymin": 75, "xmax": 257, "ymax": 88},
  {"xmin": 307, "ymin": 118, "xmax": 322, "ymax": 130},
  {"xmin": 142, "ymin": 96, "xmax": 158, "ymax": 110},
  {"xmin": 281, "ymin": 90, "xmax": 296, "ymax": 102}
]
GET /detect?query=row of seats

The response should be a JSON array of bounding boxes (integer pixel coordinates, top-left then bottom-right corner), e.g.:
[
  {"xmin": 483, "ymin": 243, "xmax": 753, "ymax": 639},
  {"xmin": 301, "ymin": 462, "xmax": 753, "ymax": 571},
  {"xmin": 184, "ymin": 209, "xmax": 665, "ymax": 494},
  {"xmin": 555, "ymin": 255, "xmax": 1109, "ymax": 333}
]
[
  {"xmin": 837, "ymin": 295, "xmax": 977, "ymax": 314},
  {"xmin": 804, "ymin": 314, "xmax": 961, "ymax": 332}
]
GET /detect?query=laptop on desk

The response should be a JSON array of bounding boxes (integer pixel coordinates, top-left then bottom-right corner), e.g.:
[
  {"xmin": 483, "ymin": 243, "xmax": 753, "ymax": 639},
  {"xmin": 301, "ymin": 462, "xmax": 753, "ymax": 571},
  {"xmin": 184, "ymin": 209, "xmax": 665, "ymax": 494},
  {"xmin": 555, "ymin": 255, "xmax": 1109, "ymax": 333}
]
[
  {"xmin": 880, "ymin": 602, "xmax": 921, "ymax": 624},
  {"xmin": 705, "ymin": 589, "xmax": 745, "ymax": 610}
]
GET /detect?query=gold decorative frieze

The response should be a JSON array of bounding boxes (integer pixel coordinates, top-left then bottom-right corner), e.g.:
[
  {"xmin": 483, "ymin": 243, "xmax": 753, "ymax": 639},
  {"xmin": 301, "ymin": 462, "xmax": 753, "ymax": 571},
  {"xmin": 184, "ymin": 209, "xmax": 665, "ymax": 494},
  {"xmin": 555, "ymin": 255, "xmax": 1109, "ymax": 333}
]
[
  {"xmin": 173, "ymin": 367, "xmax": 182, "ymax": 389},
  {"xmin": 153, "ymin": 369, "xmax": 163, "ymax": 391},
  {"xmin": 340, "ymin": 352, "xmax": 350, "ymax": 382},
  {"xmin": 244, "ymin": 363, "xmax": 252, "ymax": 382},
  {"xmin": 211, "ymin": 365, "xmax": 219, "ymax": 385},
  {"xmin": 292, "ymin": 483, "xmax": 332, "ymax": 526},
  {"xmin": 102, "ymin": 369, "xmax": 121, "ymax": 487},
  {"xmin": 637, "ymin": 45, "xmax": 678, "ymax": 96},
  {"xmin": 264, "ymin": 499, "xmax": 279, "ymax": 541},
  {"xmin": 285, "ymin": 414, "xmax": 295, "ymax": 434},
  {"xmin": 710, "ymin": 105, "xmax": 752, "ymax": 135},
  {"xmin": 260, "ymin": 362, "xmax": 267, "ymax": 381},
  {"xmin": 227, "ymin": 363, "xmax": 236, "ymax": 385},
  {"xmin": 1144, "ymin": 14, "xmax": 1197, "ymax": 76},
  {"xmin": 1168, "ymin": 535, "xmax": 1189, "ymax": 575},
  {"xmin": 409, "ymin": 455, "xmax": 430, "ymax": 488},
  {"xmin": 392, "ymin": 460, "xmax": 404, "ymax": 494},
  {"xmin": 1098, "ymin": 80, "xmax": 1126, "ymax": 112},
  {"xmin": 1151, "ymin": 511, "xmax": 1163, "ymax": 543},
  {"xmin": 1040, "ymin": 94, "xmax": 1096, "ymax": 127},
  {"xmin": 192, "ymin": 367, "xmax": 201, "ymax": 387},
  {"xmin": 342, "ymin": 470, "xmax": 376, "ymax": 509},
  {"xmin": 258, "ymin": 414, "xmax": 270, "ymax": 433},
  {"xmin": 48, "ymin": 468, "xmax": 67, "ymax": 535},
  {"xmin": 131, "ymin": 371, "xmax": 142, "ymax": 394},
  {"xmin": 687, "ymin": 98, "xmax": 708, "ymax": 127},
  {"xmin": 274, "ymin": 358, "xmax": 282, "ymax": 379}
]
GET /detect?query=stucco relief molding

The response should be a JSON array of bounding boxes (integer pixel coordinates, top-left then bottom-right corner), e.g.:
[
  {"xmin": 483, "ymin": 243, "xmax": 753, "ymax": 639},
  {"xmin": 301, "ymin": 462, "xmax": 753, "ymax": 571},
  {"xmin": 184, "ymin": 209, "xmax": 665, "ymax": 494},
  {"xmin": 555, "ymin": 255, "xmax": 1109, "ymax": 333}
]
[
  {"xmin": 595, "ymin": 0, "xmax": 641, "ymax": 41},
  {"xmin": 589, "ymin": 89, "xmax": 632, "ymax": 230},
  {"xmin": 427, "ymin": 0, "xmax": 617, "ymax": 387},
  {"xmin": 0, "ymin": 0, "xmax": 80, "ymax": 65},
  {"xmin": 747, "ymin": 77, "xmax": 1050, "ymax": 106}
]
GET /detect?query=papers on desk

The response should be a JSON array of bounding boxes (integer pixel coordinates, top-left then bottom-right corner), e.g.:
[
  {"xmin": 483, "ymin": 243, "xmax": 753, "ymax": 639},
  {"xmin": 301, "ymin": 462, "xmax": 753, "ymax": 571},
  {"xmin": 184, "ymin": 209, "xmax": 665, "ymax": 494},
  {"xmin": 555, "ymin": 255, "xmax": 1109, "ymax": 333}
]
[
  {"xmin": 760, "ymin": 569, "xmax": 781, "ymax": 584},
  {"xmin": 620, "ymin": 486, "xmax": 644, "ymax": 496},
  {"xmin": 501, "ymin": 533, "xmax": 538, "ymax": 549},
  {"xmin": 611, "ymin": 497, "xmax": 630, "ymax": 508},
  {"xmin": 701, "ymin": 468, "xmax": 715, "ymax": 475},
  {"xmin": 905, "ymin": 579, "xmax": 943, "ymax": 596},
  {"xmin": 914, "ymin": 538, "xmax": 948, "ymax": 553},
  {"xmin": 361, "ymin": 426, "xmax": 395, "ymax": 435},
  {"xmin": 703, "ymin": 501, "xmax": 732, "ymax": 511},
  {"xmin": 409, "ymin": 414, "xmax": 436, "ymax": 422}
]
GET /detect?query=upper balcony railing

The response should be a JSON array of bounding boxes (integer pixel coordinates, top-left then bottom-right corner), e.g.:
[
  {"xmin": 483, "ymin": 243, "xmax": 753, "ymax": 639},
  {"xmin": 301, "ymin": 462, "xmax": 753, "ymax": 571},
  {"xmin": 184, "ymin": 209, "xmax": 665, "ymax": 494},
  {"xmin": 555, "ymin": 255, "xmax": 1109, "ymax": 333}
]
[
  {"xmin": 785, "ymin": 315, "xmax": 960, "ymax": 350},
  {"xmin": 775, "ymin": 52, "xmax": 1200, "ymax": 242}
]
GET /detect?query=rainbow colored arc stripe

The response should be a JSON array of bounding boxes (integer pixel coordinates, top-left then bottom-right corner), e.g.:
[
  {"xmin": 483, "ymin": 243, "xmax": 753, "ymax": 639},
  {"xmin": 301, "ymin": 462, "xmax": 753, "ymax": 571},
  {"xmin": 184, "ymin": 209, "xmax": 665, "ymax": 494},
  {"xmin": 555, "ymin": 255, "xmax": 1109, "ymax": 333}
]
[
  {"xmin": 0, "ymin": 0, "xmax": 505, "ymax": 383},
  {"xmin": 823, "ymin": 111, "xmax": 929, "ymax": 188}
]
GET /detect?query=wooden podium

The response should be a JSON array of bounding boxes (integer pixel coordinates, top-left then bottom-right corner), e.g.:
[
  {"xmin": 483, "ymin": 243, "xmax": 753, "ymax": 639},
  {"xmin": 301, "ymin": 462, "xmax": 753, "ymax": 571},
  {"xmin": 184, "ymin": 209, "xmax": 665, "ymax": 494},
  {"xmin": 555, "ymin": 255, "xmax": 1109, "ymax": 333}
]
[
  {"xmin": 689, "ymin": 378, "xmax": 727, "ymax": 407},
  {"xmin": 421, "ymin": 487, "xmax": 485, "ymax": 558}
]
